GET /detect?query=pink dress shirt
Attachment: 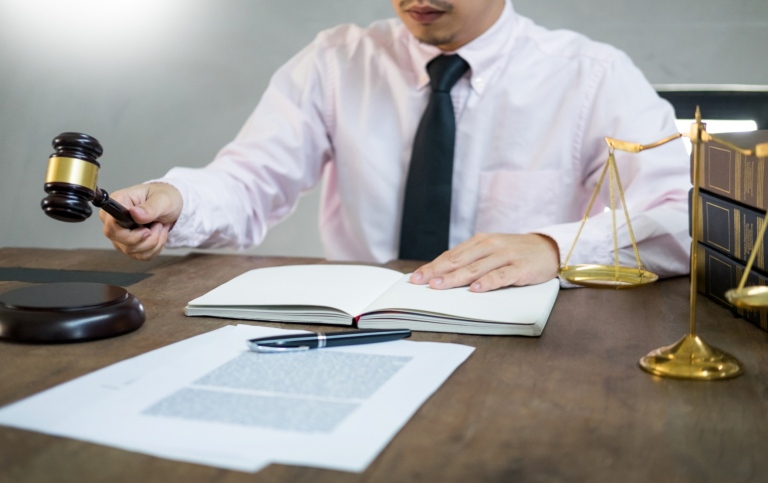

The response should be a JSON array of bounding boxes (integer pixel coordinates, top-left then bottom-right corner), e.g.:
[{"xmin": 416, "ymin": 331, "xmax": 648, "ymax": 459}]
[{"xmin": 158, "ymin": 0, "xmax": 691, "ymax": 281}]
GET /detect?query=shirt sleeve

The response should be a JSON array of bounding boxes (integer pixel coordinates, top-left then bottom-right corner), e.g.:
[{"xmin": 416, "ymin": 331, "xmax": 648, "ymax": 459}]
[
  {"xmin": 155, "ymin": 38, "xmax": 333, "ymax": 250},
  {"xmin": 535, "ymin": 52, "xmax": 691, "ymax": 284}
]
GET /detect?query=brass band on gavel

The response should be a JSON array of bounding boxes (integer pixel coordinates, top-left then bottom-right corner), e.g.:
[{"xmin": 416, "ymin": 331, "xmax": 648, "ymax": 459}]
[{"xmin": 44, "ymin": 156, "xmax": 99, "ymax": 191}]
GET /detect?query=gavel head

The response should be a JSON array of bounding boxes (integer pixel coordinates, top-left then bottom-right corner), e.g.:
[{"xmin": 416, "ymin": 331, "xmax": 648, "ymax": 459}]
[{"xmin": 41, "ymin": 132, "xmax": 104, "ymax": 223}]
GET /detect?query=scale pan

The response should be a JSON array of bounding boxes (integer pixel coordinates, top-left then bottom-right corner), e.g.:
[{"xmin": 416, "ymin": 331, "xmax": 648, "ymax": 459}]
[
  {"xmin": 559, "ymin": 264, "xmax": 658, "ymax": 289},
  {"xmin": 725, "ymin": 286, "xmax": 768, "ymax": 309}
]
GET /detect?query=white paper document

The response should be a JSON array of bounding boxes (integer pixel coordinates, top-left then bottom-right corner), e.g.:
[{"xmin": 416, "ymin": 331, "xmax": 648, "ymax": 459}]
[{"xmin": 0, "ymin": 325, "xmax": 474, "ymax": 473}]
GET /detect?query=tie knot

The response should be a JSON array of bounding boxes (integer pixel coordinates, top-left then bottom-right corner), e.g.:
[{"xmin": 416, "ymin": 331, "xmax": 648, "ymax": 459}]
[{"xmin": 427, "ymin": 54, "xmax": 470, "ymax": 93}]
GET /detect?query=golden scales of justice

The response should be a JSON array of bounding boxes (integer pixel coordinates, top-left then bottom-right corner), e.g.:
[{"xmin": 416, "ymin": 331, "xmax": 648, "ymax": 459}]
[{"xmin": 559, "ymin": 107, "xmax": 768, "ymax": 381}]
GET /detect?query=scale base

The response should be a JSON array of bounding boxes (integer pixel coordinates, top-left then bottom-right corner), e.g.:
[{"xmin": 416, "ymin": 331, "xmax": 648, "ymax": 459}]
[{"xmin": 639, "ymin": 334, "xmax": 743, "ymax": 380}]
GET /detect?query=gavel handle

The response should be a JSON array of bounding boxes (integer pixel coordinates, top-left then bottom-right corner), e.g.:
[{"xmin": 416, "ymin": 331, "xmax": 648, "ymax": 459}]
[{"xmin": 92, "ymin": 189, "xmax": 143, "ymax": 230}]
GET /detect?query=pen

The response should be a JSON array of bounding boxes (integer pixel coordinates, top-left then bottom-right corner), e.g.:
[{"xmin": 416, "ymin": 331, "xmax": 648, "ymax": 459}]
[{"xmin": 247, "ymin": 328, "xmax": 412, "ymax": 353}]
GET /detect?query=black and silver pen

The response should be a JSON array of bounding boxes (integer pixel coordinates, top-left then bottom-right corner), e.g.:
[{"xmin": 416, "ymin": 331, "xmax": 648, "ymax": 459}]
[{"xmin": 247, "ymin": 328, "xmax": 412, "ymax": 353}]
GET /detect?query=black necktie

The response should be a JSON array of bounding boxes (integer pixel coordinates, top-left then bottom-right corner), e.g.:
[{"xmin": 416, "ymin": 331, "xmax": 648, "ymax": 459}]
[{"xmin": 399, "ymin": 54, "xmax": 470, "ymax": 261}]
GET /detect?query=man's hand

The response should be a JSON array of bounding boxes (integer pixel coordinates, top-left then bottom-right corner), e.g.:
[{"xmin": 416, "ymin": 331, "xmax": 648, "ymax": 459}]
[
  {"xmin": 99, "ymin": 183, "xmax": 183, "ymax": 261},
  {"xmin": 409, "ymin": 233, "xmax": 560, "ymax": 292}
]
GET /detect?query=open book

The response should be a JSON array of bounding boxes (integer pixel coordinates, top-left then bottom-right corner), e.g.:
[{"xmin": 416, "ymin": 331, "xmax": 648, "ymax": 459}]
[{"xmin": 185, "ymin": 264, "xmax": 560, "ymax": 336}]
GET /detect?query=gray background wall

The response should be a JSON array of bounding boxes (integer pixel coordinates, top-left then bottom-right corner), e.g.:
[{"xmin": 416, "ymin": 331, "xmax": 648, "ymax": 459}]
[{"xmin": 1, "ymin": 0, "xmax": 766, "ymax": 258}]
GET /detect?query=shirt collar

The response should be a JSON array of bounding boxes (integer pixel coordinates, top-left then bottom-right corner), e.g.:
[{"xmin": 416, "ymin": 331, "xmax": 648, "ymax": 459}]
[{"xmin": 403, "ymin": 0, "xmax": 517, "ymax": 95}]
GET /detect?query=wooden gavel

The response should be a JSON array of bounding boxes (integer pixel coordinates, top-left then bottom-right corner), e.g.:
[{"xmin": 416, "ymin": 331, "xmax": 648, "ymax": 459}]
[{"xmin": 41, "ymin": 132, "xmax": 141, "ymax": 229}]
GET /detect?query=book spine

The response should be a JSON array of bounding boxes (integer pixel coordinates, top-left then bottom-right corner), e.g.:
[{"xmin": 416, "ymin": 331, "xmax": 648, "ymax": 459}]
[
  {"xmin": 695, "ymin": 190, "xmax": 768, "ymax": 275},
  {"xmin": 696, "ymin": 141, "xmax": 768, "ymax": 211},
  {"xmin": 696, "ymin": 242, "xmax": 768, "ymax": 332}
]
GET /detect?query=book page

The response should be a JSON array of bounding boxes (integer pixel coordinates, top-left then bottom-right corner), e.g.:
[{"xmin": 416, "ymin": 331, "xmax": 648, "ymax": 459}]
[
  {"xmin": 186, "ymin": 265, "xmax": 404, "ymax": 317},
  {"xmin": 0, "ymin": 326, "xmax": 270, "ymax": 473},
  {"xmin": 0, "ymin": 325, "xmax": 474, "ymax": 473},
  {"xmin": 363, "ymin": 275, "xmax": 560, "ymax": 324}
]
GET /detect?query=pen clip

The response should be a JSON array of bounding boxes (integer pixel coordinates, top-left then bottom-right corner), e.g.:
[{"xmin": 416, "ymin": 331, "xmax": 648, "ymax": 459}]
[{"xmin": 247, "ymin": 342, "xmax": 311, "ymax": 353}]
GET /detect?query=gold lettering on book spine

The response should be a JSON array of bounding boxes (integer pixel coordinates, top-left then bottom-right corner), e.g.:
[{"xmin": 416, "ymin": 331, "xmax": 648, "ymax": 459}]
[
  {"xmin": 736, "ymin": 152, "xmax": 742, "ymax": 201},
  {"xmin": 697, "ymin": 195, "xmax": 704, "ymax": 244},
  {"xmin": 761, "ymin": 304, "xmax": 768, "ymax": 331},
  {"xmin": 696, "ymin": 246, "xmax": 705, "ymax": 290},
  {"xmin": 735, "ymin": 266, "xmax": 745, "ymax": 318},
  {"xmin": 745, "ymin": 156, "xmax": 755, "ymax": 200},
  {"xmin": 759, "ymin": 155, "xmax": 765, "ymax": 210},
  {"xmin": 734, "ymin": 208, "xmax": 741, "ymax": 260},
  {"xmin": 760, "ymin": 217, "xmax": 765, "ymax": 271},
  {"xmin": 756, "ymin": 277, "xmax": 767, "ymax": 331}
]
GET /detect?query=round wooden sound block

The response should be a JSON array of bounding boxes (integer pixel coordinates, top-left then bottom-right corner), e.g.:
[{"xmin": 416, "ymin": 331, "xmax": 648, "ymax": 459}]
[{"xmin": 0, "ymin": 282, "xmax": 145, "ymax": 342}]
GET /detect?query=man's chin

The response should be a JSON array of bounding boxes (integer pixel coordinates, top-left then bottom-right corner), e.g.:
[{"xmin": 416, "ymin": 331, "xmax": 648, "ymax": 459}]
[{"xmin": 413, "ymin": 31, "xmax": 457, "ymax": 50}]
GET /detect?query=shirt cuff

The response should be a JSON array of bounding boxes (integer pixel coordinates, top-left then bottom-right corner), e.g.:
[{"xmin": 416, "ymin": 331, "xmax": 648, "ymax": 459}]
[
  {"xmin": 533, "ymin": 220, "xmax": 613, "ymax": 288},
  {"xmin": 144, "ymin": 169, "xmax": 204, "ymax": 248}
]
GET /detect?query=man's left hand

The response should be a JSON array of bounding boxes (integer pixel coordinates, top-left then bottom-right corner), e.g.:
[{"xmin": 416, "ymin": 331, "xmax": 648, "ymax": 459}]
[{"xmin": 409, "ymin": 233, "xmax": 560, "ymax": 292}]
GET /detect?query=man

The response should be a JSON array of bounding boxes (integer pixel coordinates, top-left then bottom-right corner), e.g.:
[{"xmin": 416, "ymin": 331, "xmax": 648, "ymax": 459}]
[{"xmin": 100, "ymin": 0, "xmax": 690, "ymax": 292}]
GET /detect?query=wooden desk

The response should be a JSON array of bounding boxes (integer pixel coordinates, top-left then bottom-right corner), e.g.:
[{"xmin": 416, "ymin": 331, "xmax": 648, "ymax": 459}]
[{"xmin": 1, "ymin": 247, "xmax": 767, "ymax": 482}]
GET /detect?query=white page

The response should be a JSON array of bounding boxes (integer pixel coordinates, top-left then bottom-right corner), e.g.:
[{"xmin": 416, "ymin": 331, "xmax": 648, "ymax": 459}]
[
  {"xmin": 0, "ymin": 326, "xmax": 237, "ymax": 428},
  {"xmin": 186, "ymin": 265, "xmax": 404, "ymax": 317},
  {"xmin": 46, "ymin": 325, "xmax": 473, "ymax": 473},
  {"xmin": 365, "ymin": 275, "xmax": 560, "ymax": 324},
  {"xmin": 0, "ymin": 326, "xmax": 271, "ymax": 472}
]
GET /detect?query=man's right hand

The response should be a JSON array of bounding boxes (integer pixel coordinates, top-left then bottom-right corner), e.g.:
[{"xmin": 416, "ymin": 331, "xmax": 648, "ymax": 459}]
[{"xmin": 99, "ymin": 183, "xmax": 183, "ymax": 261}]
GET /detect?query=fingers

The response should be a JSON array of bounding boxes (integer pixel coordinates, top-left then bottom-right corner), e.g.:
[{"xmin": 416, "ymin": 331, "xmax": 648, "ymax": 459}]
[
  {"xmin": 410, "ymin": 233, "xmax": 494, "ymax": 286},
  {"xmin": 99, "ymin": 183, "xmax": 182, "ymax": 261},
  {"xmin": 409, "ymin": 233, "xmax": 560, "ymax": 292},
  {"xmin": 113, "ymin": 183, "xmax": 182, "ymax": 226},
  {"xmin": 133, "ymin": 185, "xmax": 182, "ymax": 225},
  {"xmin": 466, "ymin": 264, "xmax": 524, "ymax": 292},
  {"xmin": 106, "ymin": 222, "xmax": 171, "ymax": 261}
]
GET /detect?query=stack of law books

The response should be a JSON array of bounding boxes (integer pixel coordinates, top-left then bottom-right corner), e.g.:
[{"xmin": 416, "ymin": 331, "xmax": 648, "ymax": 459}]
[{"xmin": 692, "ymin": 130, "xmax": 768, "ymax": 332}]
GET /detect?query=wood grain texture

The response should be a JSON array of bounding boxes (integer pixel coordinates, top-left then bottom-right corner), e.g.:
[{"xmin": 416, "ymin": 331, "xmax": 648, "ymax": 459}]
[{"xmin": 1, "ymin": 248, "xmax": 767, "ymax": 483}]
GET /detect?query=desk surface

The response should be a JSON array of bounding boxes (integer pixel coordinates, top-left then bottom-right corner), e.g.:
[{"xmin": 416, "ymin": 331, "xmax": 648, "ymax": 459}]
[{"xmin": 1, "ymin": 247, "xmax": 767, "ymax": 483}]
